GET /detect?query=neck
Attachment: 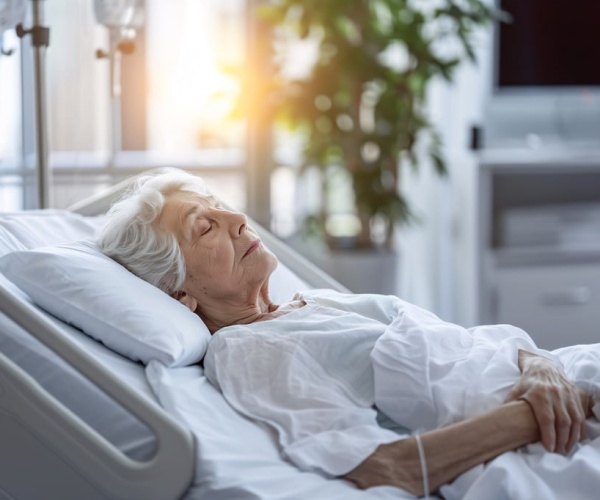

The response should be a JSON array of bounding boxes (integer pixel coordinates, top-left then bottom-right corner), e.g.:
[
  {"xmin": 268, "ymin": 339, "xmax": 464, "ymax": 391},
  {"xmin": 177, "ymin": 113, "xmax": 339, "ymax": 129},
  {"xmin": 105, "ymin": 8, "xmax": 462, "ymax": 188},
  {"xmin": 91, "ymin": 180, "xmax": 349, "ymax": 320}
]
[{"xmin": 199, "ymin": 285, "xmax": 277, "ymax": 333}]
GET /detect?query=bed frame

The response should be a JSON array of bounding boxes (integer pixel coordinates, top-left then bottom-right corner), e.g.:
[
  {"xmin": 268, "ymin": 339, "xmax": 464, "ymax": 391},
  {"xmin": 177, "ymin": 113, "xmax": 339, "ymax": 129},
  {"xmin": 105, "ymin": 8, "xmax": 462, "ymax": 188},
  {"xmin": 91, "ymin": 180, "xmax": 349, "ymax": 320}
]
[{"xmin": 0, "ymin": 172, "xmax": 349, "ymax": 500}]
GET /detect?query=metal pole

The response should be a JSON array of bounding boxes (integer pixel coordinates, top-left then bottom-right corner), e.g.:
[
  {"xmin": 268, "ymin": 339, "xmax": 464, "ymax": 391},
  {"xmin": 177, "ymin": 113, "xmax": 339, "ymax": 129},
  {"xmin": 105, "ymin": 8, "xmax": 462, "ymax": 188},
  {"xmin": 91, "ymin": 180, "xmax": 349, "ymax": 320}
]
[
  {"xmin": 109, "ymin": 28, "xmax": 122, "ymax": 168},
  {"xmin": 17, "ymin": 0, "xmax": 51, "ymax": 208},
  {"xmin": 31, "ymin": 0, "xmax": 50, "ymax": 208}
]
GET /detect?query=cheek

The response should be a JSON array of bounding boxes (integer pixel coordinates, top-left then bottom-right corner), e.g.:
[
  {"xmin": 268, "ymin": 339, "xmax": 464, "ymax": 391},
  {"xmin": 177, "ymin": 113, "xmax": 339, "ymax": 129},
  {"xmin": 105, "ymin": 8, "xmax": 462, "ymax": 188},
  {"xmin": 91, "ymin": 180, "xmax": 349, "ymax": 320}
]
[
  {"xmin": 183, "ymin": 264, "xmax": 216, "ymax": 299},
  {"xmin": 183, "ymin": 250, "xmax": 209, "ymax": 282},
  {"xmin": 184, "ymin": 248, "xmax": 233, "ymax": 284}
]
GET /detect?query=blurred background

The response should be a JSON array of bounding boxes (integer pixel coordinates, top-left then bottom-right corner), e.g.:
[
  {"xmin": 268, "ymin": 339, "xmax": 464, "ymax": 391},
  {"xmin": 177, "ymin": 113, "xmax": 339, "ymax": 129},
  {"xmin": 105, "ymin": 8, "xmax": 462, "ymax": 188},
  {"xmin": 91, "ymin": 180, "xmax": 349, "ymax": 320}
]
[{"xmin": 1, "ymin": 0, "xmax": 599, "ymax": 349}]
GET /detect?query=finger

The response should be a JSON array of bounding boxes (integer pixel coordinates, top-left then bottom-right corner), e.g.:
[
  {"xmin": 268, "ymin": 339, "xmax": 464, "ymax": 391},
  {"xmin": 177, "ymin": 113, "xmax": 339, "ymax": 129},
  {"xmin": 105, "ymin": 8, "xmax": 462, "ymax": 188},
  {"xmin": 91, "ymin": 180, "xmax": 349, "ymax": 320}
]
[
  {"xmin": 573, "ymin": 390, "xmax": 590, "ymax": 444},
  {"xmin": 583, "ymin": 391, "xmax": 593, "ymax": 418},
  {"xmin": 541, "ymin": 419, "xmax": 556, "ymax": 452},
  {"xmin": 554, "ymin": 407, "xmax": 571, "ymax": 454},
  {"xmin": 565, "ymin": 391, "xmax": 588, "ymax": 452},
  {"xmin": 567, "ymin": 404, "xmax": 586, "ymax": 451},
  {"xmin": 524, "ymin": 396, "xmax": 556, "ymax": 452},
  {"xmin": 565, "ymin": 411, "xmax": 581, "ymax": 453}
]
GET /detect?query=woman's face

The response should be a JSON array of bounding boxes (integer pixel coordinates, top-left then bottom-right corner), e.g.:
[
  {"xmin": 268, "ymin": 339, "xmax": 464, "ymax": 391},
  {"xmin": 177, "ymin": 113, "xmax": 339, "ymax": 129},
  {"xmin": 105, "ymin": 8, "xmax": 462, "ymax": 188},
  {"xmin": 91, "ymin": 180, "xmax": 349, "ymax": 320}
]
[{"xmin": 157, "ymin": 190, "xmax": 277, "ymax": 307}]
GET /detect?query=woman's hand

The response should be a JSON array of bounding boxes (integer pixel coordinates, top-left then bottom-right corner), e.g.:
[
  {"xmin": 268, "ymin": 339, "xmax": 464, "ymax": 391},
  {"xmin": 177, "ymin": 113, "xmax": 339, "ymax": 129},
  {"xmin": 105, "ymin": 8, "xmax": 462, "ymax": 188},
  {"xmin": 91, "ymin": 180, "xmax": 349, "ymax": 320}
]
[{"xmin": 505, "ymin": 349, "xmax": 592, "ymax": 454}]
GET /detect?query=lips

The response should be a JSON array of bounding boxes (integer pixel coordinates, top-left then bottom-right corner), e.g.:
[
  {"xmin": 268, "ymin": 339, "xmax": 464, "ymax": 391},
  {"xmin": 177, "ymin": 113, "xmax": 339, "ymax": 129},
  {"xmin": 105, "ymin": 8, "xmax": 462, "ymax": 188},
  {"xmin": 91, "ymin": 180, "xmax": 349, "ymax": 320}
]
[{"xmin": 243, "ymin": 240, "xmax": 261, "ymax": 258}]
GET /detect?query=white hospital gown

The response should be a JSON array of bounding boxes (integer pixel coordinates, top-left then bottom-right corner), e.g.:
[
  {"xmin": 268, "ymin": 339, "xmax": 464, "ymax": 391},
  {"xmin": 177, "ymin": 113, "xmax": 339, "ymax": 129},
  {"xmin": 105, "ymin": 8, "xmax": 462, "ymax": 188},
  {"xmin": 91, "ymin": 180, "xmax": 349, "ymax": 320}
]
[
  {"xmin": 203, "ymin": 289, "xmax": 424, "ymax": 476},
  {"xmin": 203, "ymin": 290, "xmax": 600, "ymax": 498}
]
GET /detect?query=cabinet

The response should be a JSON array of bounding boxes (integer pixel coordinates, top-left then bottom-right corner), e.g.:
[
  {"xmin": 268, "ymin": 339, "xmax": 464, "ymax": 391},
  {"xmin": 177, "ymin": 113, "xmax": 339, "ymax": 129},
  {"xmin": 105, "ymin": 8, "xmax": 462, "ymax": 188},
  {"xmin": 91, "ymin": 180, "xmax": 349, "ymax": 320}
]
[{"xmin": 477, "ymin": 150, "xmax": 600, "ymax": 350}]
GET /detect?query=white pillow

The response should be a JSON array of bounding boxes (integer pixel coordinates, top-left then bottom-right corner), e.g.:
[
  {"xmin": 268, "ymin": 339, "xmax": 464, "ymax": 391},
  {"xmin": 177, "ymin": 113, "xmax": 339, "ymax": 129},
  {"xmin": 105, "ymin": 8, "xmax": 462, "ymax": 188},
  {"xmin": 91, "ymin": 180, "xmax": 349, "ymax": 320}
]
[
  {"xmin": 0, "ymin": 226, "xmax": 27, "ymax": 258},
  {"xmin": 0, "ymin": 240, "xmax": 211, "ymax": 367},
  {"xmin": 0, "ymin": 209, "xmax": 104, "ymax": 248}
]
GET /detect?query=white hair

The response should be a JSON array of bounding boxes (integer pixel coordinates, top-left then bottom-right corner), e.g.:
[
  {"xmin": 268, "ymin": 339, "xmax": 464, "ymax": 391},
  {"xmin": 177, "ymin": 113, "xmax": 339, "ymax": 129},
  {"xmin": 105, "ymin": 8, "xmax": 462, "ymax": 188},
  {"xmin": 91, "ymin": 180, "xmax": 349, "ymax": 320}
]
[{"xmin": 97, "ymin": 168, "xmax": 209, "ymax": 296}]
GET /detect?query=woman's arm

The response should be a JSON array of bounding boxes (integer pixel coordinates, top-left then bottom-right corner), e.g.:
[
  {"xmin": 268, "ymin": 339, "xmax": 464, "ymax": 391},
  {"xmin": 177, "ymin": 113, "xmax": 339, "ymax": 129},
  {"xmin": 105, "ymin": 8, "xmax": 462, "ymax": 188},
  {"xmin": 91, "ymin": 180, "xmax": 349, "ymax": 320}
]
[
  {"xmin": 344, "ymin": 400, "xmax": 540, "ymax": 496},
  {"xmin": 505, "ymin": 349, "xmax": 592, "ymax": 453}
]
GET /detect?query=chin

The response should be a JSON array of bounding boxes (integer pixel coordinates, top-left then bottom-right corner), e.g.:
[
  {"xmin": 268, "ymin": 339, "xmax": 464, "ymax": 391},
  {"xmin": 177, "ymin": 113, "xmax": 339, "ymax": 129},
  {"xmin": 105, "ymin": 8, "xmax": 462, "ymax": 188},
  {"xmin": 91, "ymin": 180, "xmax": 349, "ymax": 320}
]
[{"xmin": 266, "ymin": 250, "xmax": 278, "ymax": 272}]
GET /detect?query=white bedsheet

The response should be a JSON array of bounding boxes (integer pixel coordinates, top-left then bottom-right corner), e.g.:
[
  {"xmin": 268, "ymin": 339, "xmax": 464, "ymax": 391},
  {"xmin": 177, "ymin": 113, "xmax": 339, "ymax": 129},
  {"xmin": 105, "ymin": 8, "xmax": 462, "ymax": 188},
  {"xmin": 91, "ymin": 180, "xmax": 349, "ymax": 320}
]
[
  {"xmin": 370, "ymin": 307, "xmax": 600, "ymax": 499},
  {"xmin": 146, "ymin": 361, "xmax": 412, "ymax": 499}
]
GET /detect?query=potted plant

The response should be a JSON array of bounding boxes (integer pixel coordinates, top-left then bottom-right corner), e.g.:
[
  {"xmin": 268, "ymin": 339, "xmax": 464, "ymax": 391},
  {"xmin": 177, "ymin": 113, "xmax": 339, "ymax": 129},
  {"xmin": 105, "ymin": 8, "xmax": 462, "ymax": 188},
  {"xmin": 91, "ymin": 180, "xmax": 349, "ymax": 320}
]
[{"xmin": 253, "ymin": 0, "xmax": 502, "ymax": 291}]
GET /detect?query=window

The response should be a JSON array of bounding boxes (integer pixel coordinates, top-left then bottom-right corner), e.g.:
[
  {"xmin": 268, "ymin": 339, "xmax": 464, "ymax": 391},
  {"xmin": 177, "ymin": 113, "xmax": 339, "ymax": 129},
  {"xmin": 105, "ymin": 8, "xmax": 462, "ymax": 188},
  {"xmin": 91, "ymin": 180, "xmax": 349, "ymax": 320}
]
[{"xmin": 0, "ymin": 0, "xmax": 248, "ymax": 211}]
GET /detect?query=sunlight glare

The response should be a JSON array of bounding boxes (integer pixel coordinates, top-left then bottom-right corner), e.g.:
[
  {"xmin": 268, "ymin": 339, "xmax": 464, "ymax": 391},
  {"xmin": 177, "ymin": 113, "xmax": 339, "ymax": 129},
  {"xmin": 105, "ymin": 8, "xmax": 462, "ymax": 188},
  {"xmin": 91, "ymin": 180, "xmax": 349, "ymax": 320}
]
[{"xmin": 147, "ymin": 0, "xmax": 242, "ymax": 151}]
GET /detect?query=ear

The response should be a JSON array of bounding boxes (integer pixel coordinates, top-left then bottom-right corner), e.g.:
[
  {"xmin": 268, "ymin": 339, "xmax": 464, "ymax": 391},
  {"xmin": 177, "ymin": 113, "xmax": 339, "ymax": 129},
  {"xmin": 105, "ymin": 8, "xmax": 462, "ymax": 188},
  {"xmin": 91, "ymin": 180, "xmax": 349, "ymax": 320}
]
[{"xmin": 174, "ymin": 291, "xmax": 198, "ymax": 313}]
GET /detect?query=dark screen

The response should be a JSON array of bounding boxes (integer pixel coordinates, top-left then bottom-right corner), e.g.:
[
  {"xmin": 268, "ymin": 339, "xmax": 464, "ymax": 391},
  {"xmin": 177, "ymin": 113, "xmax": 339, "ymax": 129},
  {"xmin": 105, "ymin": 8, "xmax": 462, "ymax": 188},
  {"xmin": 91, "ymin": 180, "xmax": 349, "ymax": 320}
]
[{"xmin": 498, "ymin": 0, "xmax": 600, "ymax": 87}]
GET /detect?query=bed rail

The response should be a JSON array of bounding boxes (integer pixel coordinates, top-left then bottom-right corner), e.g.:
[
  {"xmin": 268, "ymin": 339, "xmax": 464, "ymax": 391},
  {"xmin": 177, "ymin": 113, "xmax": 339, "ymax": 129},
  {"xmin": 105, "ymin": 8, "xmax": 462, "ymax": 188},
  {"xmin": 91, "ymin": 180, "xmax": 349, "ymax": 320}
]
[{"xmin": 0, "ymin": 282, "xmax": 195, "ymax": 500}]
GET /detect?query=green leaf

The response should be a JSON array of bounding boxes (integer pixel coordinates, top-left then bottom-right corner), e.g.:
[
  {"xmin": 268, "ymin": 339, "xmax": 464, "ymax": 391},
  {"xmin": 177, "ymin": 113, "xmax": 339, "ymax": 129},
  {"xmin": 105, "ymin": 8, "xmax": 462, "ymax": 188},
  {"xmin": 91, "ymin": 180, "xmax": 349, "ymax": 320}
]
[{"xmin": 249, "ymin": 0, "xmax": 496, "ymax": 245}]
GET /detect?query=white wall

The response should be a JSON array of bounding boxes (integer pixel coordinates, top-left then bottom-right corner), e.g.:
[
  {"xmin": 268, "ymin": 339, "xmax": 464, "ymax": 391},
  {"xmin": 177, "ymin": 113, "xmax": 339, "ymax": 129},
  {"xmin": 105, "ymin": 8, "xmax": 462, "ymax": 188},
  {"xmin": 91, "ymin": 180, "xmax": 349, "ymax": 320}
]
[{"xmin": 397, "ymin": 25, "xmax": 493, "ymax": 327}]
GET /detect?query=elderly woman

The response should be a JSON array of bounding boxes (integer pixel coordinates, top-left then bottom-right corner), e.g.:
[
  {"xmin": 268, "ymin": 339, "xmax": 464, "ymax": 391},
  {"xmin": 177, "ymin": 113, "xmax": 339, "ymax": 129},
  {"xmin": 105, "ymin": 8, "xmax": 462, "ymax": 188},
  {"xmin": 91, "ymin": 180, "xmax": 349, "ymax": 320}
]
[{"xmin": 98, "ymin": 169, "xmax": 591, "ymax": 497}]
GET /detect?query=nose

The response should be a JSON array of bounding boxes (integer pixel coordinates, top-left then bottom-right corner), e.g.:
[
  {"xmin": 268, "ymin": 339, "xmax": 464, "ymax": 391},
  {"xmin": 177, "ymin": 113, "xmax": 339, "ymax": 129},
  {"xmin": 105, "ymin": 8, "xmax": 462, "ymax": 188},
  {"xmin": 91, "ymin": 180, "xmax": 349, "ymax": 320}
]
[{"xmin": 226, "ymin": 210, "xmax": 247, "ymax": 237}]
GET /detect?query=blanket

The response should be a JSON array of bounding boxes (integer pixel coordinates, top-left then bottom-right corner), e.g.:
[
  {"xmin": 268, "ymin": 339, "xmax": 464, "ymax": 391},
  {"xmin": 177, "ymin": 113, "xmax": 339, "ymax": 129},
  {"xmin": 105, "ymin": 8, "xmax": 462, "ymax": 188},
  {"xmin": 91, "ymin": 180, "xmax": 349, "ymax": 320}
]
[{"xmin": 371, "ymin": 308, "xmax": 600, "ymax": 499}]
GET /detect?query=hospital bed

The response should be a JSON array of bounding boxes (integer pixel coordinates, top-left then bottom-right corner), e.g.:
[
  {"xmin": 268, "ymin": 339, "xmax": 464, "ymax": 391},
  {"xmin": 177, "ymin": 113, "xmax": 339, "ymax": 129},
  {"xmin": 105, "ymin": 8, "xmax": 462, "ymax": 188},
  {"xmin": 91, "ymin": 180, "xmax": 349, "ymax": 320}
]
[
  {"xmin": 0, "ymin": 172, "xmax": 411, "ymax": 500},
  {"xmin": 5, "ymin": 174, "xmax": 600, "ymax": 500}
]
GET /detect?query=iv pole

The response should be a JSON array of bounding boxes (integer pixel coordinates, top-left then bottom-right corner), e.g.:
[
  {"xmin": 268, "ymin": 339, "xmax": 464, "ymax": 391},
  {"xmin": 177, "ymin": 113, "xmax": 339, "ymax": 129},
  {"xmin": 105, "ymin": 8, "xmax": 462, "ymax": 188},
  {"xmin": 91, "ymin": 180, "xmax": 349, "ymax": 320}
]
[
  {"xmin": 94, "ymin": 0, "xmax": 142, "ymax": 170},
  {"xmin": 96, "ymin": 32, "xmax": 135, "ymax": 168},
  {"xmin": 16, "ymin": 0, "xmax": 50, "ymax": 209}
]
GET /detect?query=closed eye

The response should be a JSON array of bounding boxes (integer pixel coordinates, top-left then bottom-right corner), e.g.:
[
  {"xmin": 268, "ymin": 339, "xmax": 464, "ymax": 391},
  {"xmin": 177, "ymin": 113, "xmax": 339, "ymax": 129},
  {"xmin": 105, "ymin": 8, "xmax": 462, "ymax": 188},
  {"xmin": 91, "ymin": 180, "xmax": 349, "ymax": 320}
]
[
  {"xmin": 198, "ymin": 216, "xmax": 217, "ymax": 237},
  {"xmin": 190, "ymin": 218, "xmax": 212, "ymax": 242}
]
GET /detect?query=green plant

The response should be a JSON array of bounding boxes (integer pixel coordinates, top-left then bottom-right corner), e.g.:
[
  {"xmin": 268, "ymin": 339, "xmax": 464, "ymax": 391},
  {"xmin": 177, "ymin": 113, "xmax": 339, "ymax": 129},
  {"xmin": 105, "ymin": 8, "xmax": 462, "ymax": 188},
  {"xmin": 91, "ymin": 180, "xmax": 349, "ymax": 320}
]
[{"xmin": 258, "ymin": 0, "xmax": 501, "ymax": 249}]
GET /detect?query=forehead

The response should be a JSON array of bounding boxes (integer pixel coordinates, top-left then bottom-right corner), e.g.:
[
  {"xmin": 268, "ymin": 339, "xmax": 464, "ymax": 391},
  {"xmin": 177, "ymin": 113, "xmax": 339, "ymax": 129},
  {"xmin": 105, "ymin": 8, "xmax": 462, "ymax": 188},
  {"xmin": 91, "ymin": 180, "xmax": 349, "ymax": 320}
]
[
  {"xmin": 165, "ymin": 189, "xmax": 212, "ymax": 208},
  {"xmin": 158, "ymin": 190, "xmax": 213, "ymax": 233}
]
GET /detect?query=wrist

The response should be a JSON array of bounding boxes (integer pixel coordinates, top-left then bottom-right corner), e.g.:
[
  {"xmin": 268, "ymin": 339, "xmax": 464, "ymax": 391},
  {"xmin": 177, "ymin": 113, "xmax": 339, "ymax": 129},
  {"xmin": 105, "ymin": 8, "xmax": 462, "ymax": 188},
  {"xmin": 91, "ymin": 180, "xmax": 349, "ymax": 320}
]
[{"xmin": 420, "ymin": 401, "xmax": 539, "ymax": 493}]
